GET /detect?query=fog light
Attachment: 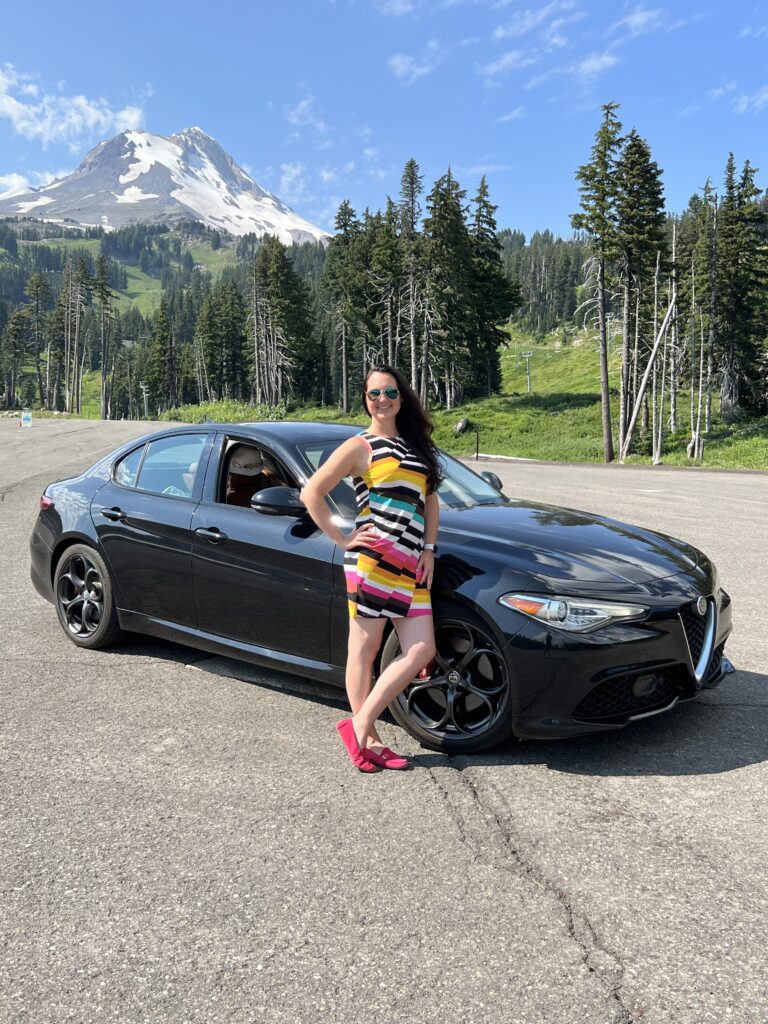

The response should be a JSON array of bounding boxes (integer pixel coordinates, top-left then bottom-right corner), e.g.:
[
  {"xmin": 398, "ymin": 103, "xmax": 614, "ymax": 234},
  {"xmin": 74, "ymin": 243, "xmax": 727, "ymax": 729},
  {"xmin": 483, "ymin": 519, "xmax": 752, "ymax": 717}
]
[{"xmin": 633, "ymin": 674, "xmax": 658, "ymax": 698}]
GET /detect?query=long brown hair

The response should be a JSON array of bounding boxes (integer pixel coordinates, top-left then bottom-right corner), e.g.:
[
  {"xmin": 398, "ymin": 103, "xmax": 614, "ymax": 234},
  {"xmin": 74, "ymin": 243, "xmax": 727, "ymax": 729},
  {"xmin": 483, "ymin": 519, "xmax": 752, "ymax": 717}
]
[{"xmin": 362, "ymin": 364, "xmax": 443, "ymax": 493}]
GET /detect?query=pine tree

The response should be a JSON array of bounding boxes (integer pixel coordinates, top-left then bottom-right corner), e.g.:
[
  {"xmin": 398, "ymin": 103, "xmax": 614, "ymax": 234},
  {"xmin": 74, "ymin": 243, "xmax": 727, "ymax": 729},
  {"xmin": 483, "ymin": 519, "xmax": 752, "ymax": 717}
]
[
  {"xmin": 717, "ymin": 156, "xmax": 768, "ymax": 417},
  {"xmin": 470, "ymin": 176, "xmax": 518, "ymax": 397},
  {"xmin": 1, "ymin": 307, "xmax": 27, "ymax": 408},
  {"xmin": 422, "ymin": 169, "xmax": 475, "ymax": 408},
  {"xmin": 92, "ymin": 254, "xmax": 114, "ymax": 418},
  {"xmin": 323, "ymin": 201, "xmax": 362, "ymax": 412},
  {"xmin": 613, "ymin": 128, "xmax": 666, "ymax": 453},
  {"xmin": 399, "ymin": 159, "xmax": 424, "ymax": 389},
  {"xmin": 147, "ymin": 299, "xmax": 176, "ymax": 412},
  {"xmin": 571, "ymin": 102, "xmax": 624, "ymax": 462},
  {"xmin": 368, "ymin": 198, "xmax": 403, "ymax": 367},
  {"xmin": 24, "ymin": 271, "xmax": 50, "ymax": 407}
]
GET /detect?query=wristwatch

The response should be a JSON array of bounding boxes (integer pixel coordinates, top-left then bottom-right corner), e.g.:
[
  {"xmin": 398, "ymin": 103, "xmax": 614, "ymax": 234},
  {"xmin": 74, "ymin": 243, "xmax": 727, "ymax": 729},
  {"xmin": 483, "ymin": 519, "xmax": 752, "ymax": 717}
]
[{"xmin": 424, "ymin": 543, "xmax": 437, "ymax": 552}]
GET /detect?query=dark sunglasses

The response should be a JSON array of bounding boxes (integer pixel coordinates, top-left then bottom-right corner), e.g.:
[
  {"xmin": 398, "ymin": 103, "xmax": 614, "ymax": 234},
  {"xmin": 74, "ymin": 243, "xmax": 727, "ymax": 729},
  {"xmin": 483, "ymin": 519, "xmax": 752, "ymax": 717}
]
[{"xmin": 367, "ymin": 387, "xmax": 399, "ymax": 401}]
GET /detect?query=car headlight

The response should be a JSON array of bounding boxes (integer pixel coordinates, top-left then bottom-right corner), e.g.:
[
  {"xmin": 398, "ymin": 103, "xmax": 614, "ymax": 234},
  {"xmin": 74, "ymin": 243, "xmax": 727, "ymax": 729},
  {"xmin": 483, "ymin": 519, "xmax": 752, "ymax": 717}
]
[{"xmin": 499, "ymin": 593, "xmax": 648, "ymax": 633}]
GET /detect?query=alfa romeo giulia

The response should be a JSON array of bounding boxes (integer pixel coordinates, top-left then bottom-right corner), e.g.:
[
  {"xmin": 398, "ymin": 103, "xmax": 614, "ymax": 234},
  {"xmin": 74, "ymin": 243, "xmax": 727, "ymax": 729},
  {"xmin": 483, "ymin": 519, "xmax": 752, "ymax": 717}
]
[{"xmin": 30, "ymin": 422, "xmax": 734, "ymax": 752}]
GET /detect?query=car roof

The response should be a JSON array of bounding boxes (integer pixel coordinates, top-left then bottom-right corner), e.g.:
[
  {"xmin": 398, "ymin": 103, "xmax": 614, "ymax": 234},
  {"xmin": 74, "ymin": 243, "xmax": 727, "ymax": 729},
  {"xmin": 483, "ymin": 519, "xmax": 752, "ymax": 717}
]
[{"xmin": 151, "ymin": 421, "xmax": 362, "ymax": 444}]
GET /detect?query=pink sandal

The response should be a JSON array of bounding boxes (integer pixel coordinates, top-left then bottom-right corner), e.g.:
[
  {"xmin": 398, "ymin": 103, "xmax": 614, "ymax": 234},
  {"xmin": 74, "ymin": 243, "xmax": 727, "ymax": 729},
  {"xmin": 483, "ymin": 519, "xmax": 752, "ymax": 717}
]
[
  {"xmin": 363, "ymin": 746, "xmax": 410, "ymax": 770},
  {"xmin": 336, "ymin": 719, "xmax": 379, "ymax": 773}
]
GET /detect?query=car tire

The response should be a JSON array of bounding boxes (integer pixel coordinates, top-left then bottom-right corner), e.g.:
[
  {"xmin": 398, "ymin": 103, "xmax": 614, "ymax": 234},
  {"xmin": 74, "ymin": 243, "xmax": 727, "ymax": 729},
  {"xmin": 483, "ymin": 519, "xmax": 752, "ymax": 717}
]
[
  {"xmin": 54, "ymin": 544, "xmax": 123, "ymax": 649},
  {"xmin": 381, "ymin": 605, "xmax": 518, "ymax": 753}
]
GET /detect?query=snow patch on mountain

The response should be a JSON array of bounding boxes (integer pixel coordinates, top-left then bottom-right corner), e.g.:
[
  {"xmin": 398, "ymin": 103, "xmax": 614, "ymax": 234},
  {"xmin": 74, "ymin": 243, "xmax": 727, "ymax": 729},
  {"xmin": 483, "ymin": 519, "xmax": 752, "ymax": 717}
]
[
  {"xmin": 16, "ymin": 196, "xmax": 55, "ymax": 214},
  {"xmin": 114, "ymin": 186, "xmax": 160, "ymax": 204}
]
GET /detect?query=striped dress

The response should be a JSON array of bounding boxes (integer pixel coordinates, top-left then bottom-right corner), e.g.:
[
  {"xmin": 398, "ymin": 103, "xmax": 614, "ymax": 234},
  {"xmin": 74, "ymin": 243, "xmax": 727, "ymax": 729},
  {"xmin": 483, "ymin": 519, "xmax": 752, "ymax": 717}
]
[{"xmin": 344, "ymin": 432, "xmax": 432, "ymax": 619}]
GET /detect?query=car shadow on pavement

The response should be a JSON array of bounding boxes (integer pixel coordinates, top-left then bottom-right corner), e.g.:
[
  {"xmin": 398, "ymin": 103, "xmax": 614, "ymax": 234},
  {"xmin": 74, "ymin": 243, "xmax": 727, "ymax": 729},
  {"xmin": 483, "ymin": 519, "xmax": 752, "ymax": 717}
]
[
  {"xmin": 113, "ymin": 637, "xmax": 768, "ymax": 779},
  {"xmin": 435, "ymin": 669, "xmax": 768, "ymax": 779}
]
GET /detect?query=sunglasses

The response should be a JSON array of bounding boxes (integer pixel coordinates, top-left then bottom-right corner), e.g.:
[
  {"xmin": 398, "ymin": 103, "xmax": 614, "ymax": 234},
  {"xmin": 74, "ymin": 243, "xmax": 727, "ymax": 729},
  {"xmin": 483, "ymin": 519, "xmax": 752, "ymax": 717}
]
[{"xmin": 366, "ymin": 387, "xmax": 399, "ymax": 401}]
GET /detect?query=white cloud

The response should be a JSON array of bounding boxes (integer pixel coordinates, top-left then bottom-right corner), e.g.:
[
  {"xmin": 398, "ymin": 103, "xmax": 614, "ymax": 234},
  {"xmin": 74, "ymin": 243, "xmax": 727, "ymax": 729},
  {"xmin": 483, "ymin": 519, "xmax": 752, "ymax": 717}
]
[
  {"xmin": 279, "ymin": 162, "xmax": 309, "ymax": 204},
  {"xmin": 285, "ymin": 94, "xmax": 329, "ymax": 140},
  {"xmin": 318, "ymin": 161, "xmax": 355, "ymax": 185},
  {"xmin": 576, "ymin": 51, "xmax": 619, "ymax": 77},
  {"xmin": 493, "ymin": 0, "xmax": 577, "ymax": 41},
  {"xmin": 734, "ymin": 86, "xmax": 768, "ymax": 115},
  {"xmin": 479, "ymin": 49, "xmax": 537, "ymax": 78},
  {"xmin": 363, "ymin": 147, "xmax": 380, "ymax": 160},
  {"xmin": 388, "ymin": 52, "xmax": 440, "ymax": 82},
  {"xmin": 610, "ymin": 5, "xmax": 663, "ymax": 38},
  {"xmin": 0, "ymin": 172, "xmax": 30, "ymax": 194},
  {"xmin": 0, "ymin": 63, "xmax": 144, "ymax": 151},
  {"xmin": 0, "ymin": 166, "xmax": 72, "ymax": 196},
  {"xmin": 707, "ymin": 81, "xmax": 737, "ymax": 101},
  {"xmin": 496, "ymin": 106, "xmax": 525, "ymax": 121},
  {"xmin": 376, "ymin": 0, "xmax": 416, "ymax": 13},
  {"xmin": 454, "ymin": 161, "xmax": 513, "ymax": 177}
]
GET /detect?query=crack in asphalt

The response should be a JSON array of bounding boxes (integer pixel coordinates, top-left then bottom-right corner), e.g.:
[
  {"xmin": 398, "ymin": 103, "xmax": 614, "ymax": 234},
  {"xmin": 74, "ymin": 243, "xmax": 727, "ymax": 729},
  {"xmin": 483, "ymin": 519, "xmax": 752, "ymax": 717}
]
[{"xmin": 426, "ymin": 764, "xmax": 639, "ymax": 1024}]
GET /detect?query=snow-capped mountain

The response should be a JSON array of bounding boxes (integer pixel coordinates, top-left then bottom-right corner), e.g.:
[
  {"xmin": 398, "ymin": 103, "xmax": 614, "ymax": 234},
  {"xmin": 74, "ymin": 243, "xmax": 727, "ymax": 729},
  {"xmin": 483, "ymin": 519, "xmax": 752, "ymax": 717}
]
[{"xmin": 0, "ymin": 128, "xmax": 327, "ymax": 244}]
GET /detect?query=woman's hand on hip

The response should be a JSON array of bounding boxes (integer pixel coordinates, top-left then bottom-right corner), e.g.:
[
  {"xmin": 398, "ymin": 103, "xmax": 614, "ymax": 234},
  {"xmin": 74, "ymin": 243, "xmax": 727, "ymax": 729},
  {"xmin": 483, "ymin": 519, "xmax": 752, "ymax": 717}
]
[
  {"xmin": 342, "ymin": 524, "xmax": 381, "ymax": 551},
  {"xmin": 416, "ymin": 549, "xmax": 435, "ymax": 589}
]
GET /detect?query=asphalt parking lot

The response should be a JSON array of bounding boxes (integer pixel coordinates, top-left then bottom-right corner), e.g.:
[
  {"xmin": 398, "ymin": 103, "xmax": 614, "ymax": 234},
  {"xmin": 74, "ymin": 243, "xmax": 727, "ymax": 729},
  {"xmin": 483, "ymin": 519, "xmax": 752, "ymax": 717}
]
[{"xmin": 2, "ymin": 417, "xmax": 767, "ymax": 1024}]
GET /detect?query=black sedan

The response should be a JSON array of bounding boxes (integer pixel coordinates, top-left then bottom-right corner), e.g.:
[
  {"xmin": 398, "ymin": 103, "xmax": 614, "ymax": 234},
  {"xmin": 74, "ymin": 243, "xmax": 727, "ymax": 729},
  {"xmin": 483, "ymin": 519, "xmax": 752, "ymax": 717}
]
[{"xmin": 30, "ymin": 422, "xmax": 733, "ymax": 752}]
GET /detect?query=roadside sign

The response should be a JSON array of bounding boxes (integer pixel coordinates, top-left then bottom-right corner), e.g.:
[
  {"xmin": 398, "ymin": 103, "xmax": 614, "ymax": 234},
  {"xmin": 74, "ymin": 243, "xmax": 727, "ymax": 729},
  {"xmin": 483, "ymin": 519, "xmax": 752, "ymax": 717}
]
[{"xmin": 20, "ymin": 409, "xmax": 32, "ymax": 429}]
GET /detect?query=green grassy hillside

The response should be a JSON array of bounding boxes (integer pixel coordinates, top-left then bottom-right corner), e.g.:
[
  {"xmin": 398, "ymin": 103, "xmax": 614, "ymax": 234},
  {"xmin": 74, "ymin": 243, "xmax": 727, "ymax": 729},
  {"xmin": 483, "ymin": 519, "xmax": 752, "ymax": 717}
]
[{"xmin": 29, "ymin": 234, "xmax": 236, "ymax": 315}]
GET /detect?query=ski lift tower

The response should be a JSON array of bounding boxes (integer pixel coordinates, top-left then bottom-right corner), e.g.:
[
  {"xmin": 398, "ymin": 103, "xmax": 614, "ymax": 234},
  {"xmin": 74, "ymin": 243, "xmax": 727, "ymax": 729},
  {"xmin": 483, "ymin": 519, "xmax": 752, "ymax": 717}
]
[{"xmin": 522, "ymin": 352, "xmax": 533, "ymax": 393}]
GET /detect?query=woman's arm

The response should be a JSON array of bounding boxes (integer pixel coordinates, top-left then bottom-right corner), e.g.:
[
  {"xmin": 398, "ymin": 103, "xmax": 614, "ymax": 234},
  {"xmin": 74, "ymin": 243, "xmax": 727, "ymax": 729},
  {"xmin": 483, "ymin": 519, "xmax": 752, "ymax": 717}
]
[
  {"xmin": 417, "ymin": 489, "xmax": 440, "ymax": 588},
  {"xmin": 299, "ymin": 437, "xmax": 378, "ymax": 550}
]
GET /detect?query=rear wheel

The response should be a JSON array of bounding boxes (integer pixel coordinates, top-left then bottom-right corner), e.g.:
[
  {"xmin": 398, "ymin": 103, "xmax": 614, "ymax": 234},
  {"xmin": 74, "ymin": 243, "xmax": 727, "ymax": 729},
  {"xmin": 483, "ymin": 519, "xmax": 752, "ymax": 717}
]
[
  {"xmin": 381, "ymin": 608, "xmax": 517, "ymax": 753},
  {"xmin": 54, "ymin": 544, "xmax": 122, "ymax": 649}
]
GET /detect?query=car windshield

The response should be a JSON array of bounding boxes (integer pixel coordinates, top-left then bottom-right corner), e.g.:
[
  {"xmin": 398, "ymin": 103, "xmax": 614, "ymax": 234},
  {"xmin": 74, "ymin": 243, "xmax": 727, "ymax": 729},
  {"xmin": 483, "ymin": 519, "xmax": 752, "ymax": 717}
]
[{"xmin": 296, "ymin": 440, "xmax": 505, "ymax": 519}]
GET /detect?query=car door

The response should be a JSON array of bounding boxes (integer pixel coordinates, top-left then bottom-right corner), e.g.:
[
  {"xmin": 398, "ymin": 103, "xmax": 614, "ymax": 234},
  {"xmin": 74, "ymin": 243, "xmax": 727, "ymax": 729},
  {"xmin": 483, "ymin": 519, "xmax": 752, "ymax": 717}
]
[
  {"xmin": 190, "ymin": 434, "xmax": 335, "ymax": 663},
  {"xmin": 93, "ymin": 432, "xmax": 211, "ymax": 627}
]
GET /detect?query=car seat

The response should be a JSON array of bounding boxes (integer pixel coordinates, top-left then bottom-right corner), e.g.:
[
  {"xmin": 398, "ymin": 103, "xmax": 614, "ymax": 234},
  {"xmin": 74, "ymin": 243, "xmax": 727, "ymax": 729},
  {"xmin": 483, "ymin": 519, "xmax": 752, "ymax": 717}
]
[{"xmin": 226, "ymin": 446, "xmax": 287, "ymax": 507}]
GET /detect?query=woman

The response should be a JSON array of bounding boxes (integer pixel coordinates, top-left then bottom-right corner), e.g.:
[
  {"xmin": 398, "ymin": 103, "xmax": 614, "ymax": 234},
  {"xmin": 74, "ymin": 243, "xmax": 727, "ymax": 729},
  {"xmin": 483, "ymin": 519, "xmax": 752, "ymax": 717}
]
[{"xmin": 300, "ymin": 365, "xmax": 441, "ymax": 773}]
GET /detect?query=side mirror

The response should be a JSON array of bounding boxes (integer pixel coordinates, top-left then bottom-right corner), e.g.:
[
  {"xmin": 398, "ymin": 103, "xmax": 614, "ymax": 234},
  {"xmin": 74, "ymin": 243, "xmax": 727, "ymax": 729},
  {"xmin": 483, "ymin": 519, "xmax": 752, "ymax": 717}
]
[
  {"xmin": 480, "ymin": 471, "xmax": 504, "ymax": 492},
  {"xmin": 250, "ymin": 486, "xmax": 308, "ymax": 518}
]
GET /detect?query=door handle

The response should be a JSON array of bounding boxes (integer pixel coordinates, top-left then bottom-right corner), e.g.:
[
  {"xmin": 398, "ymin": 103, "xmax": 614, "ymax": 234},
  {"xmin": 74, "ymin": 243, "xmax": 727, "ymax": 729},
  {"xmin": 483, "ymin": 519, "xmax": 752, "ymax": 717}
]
[
  {"xmin": 194, "ymin": 527, "xmax": 228, "ymax": 543},
  {"xmin": 99, "ymin": 507, "xmax": 127, "ymax": 522}
]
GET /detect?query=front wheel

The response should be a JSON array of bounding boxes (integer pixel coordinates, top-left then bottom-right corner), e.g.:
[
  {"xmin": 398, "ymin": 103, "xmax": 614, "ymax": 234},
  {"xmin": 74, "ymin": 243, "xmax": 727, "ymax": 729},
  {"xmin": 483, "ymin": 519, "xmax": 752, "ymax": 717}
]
[
  {"xmin": 54, "ymin": 544, "xmax": 122, "ymax": 649},
  {"xmin": 381, "ymin": 609, "xmax": 517, "ymax": 753}
]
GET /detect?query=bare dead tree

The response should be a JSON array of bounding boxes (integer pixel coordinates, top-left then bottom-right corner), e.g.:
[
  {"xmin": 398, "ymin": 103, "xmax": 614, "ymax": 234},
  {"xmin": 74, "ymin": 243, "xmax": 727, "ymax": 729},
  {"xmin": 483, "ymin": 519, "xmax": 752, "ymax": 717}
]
[{"xmin": 618, "ymin": 295, "xmax": 675, "ymax": 461}]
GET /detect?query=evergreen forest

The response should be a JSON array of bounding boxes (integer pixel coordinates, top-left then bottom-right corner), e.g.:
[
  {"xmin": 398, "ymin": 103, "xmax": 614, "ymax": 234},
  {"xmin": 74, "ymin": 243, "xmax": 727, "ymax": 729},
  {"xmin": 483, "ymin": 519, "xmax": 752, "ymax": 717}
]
[{"xmin": 1, "ymin": 104, "xmax": 766, "ymax": 466}]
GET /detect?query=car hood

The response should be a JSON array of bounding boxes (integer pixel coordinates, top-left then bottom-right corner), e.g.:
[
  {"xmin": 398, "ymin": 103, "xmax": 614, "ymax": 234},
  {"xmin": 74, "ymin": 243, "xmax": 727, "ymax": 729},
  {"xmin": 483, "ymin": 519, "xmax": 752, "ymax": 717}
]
[{"xmin": 440, "ymin": 500, "xmax": 704, "ymax": 587}]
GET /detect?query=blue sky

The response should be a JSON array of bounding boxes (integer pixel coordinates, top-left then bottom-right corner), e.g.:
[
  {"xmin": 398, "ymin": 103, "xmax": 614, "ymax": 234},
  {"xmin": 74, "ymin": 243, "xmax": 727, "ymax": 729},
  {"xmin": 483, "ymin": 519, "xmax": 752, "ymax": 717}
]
[{"xmin": 1, "ymin": 1, "xmax": 767, "ymax": 237}]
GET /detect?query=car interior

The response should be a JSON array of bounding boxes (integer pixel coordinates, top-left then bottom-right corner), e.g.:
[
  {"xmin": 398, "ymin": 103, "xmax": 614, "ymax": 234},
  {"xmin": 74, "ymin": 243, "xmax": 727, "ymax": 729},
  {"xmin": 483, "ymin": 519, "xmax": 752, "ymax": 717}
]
[{"xmin": 221, "ymin": 441, "xmax": 292, "ymax": 507}]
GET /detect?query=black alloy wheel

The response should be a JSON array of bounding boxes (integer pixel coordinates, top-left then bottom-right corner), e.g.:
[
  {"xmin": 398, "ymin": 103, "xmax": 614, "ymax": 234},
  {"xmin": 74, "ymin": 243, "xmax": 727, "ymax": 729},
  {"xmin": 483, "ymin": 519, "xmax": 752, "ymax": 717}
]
[
  {"xmin": 383, "ymin": 611, "xmax": 516, "ymax": 753},
  {"xmin": 54, "ymin": 544, "xmax": 122, "ymax": 649}
]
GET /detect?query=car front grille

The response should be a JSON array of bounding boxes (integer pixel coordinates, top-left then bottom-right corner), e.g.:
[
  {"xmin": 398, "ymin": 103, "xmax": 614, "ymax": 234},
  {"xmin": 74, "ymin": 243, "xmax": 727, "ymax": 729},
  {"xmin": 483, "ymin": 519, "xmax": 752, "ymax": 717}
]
[
  {"xmin": 704, "ymin": 642, "xmax": 724, "ymax": 682},
  {"xmin": 680, "ymin": 601, "xmax": 708, "ymax": 663},
  {"xmin": 573, "ymin": 669, "xmax": 679, "ymax": 723}
]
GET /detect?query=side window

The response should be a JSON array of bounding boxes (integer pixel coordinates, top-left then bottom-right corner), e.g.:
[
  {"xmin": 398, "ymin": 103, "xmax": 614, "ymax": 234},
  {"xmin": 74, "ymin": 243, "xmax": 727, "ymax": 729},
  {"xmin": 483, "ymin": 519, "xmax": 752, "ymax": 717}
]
[
  {"xmin": 114, "ymin": 445, "xmax": 145, "ymax": 488},
  {"xmin": 135, "ymin": 434, "xmax": 208, "ymax": 498}
]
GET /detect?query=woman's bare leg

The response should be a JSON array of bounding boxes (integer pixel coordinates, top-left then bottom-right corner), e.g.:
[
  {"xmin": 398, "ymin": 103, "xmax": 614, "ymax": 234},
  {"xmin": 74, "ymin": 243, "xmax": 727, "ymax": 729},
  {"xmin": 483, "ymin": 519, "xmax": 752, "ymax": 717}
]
[
  {"xmin": 345, "ymin": 615, "xmax": 387, "ymax": 747},
  {"xmin": 351, "ymin": 615, "xmax": 436, "ymax": 748}
]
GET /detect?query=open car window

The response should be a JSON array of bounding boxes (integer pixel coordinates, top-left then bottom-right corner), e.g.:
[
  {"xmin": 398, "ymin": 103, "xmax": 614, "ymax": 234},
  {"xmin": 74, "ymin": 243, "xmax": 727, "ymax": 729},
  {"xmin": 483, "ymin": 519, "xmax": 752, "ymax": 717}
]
[{"xmin": 217, "ymin": 439, "xmax": 295, "ymax": 507}]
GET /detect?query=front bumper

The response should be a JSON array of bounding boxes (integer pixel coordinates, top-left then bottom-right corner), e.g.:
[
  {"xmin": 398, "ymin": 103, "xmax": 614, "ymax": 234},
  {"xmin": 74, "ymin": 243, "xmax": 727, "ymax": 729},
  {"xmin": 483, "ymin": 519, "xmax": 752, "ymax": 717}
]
[{"xmin": 504, "ymin": 586, "xmax": 734, "ymax": 740}]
